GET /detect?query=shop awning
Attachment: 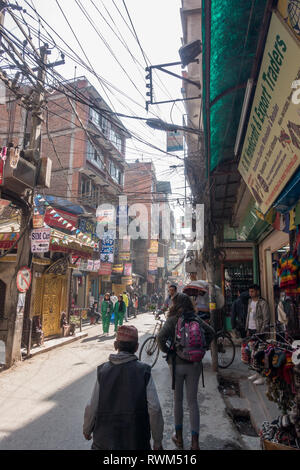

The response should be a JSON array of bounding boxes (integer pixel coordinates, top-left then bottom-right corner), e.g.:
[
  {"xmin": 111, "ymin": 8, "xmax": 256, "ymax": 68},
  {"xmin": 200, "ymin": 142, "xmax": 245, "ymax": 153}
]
[
  {"xmin": 43, "ymin": 195, "xmax": 85, "ymax": 215},
  {"xmin": 202, "ymin": 0, "xmax": 268, "ymax": 173},
  {"xmin": 273, "ymin": 167, "xmax": 300, "ymax": 214}
]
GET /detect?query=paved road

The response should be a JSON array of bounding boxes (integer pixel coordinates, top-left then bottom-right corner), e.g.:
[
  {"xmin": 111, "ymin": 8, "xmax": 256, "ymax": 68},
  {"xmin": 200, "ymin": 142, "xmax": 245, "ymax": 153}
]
[{"xmin": 0, "ymin": 313, "xmax": 243, "ymax": 450}]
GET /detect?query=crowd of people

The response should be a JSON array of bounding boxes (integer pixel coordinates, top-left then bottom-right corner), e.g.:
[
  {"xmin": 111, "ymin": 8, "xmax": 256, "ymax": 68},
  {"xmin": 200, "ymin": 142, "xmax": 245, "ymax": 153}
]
[{"xmin": 82, "ymin": 281, "xmax": 275, "ymax": 451}]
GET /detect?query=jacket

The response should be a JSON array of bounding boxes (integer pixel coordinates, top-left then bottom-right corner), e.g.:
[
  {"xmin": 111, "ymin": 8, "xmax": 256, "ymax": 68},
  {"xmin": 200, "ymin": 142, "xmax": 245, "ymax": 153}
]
[
  {"xmin": 122, "ymin": 294, "xmax": 129, "ymax": 308},
  {"xmin": 101, "ymin": 300, "xmax": 113, "ymax": 316},
  {"xmin": 245, "ymin": 297, "xmax": 270, "ymax": 333},
  {"xmin": 83, "ymin": 352, "xmax": 164, "ymax": 450},
  {"xmin": 114, "ymin": 301, "xmax": 126, "ymax": 315},
  {"xmin": 231, "ymin": 291, "xmax": 249, "ymax": 330},
  {"xmin": 157, "ymin": 310, "xmax": 215, "ymax": 365}
]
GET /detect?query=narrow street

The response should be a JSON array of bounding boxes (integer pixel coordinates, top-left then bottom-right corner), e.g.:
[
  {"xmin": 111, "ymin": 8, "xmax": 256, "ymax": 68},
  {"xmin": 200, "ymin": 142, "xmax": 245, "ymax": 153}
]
[{"xmin": 0, "ymin": 313, "xmax": 243, "ymax": 451}]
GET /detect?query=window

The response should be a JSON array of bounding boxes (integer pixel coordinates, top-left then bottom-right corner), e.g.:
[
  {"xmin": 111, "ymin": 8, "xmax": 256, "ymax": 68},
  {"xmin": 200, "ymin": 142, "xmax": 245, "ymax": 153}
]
[
  {"xmin": 87, "ymin": 141, "xmax": 104, "ymax": 170},
  {"xmin": 81, "ymin": 178, "xmax": 91, "ymax": 196},
  {"xmin": 109, "ymin": 161, "xmax": 123, "ymax": 185}
]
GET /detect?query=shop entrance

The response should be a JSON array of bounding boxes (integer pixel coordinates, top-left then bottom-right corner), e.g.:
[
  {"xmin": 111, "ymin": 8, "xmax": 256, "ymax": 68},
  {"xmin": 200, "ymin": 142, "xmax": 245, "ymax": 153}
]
[
  {"xmin": 41, "ymin": 274, "xmax": 68, "ymax": 337},
  {"xmin": 223, "ymin": 261, "xmax": 253, "ymax": 330}
]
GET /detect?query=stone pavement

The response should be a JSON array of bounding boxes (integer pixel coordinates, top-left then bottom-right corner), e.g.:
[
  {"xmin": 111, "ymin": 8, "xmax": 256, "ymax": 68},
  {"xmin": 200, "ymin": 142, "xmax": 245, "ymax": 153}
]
[
  {"xmin": 218, "ymin": 345, "xmax": 279, "ymax": 442},
  {"xmin": 0, "ymin": 313, "xmax": 276, "ymax": 450}
]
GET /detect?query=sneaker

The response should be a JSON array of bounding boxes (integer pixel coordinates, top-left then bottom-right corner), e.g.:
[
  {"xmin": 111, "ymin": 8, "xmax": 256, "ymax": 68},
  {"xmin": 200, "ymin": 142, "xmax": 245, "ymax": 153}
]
[
  {"xmin": 253, "ymin": 377, "xmax": 265, "ymax": 385},
  {"xmin": 248, "ymin": 373, "xmax": 259, "ymax": 381}
]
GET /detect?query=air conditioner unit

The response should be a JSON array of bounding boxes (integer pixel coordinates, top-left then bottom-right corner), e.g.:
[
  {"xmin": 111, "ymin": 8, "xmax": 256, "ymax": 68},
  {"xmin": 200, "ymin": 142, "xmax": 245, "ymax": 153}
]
[{"xmin": 3, "ymin": 156, "xmax": 36, "ymax": 194}]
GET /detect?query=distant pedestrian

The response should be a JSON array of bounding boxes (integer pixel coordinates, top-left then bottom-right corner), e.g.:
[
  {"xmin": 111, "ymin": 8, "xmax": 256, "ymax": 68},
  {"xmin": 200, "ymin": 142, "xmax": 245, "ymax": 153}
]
[
  {"xmin": 122, "ymin": 291, "xmax": 129, "ymax": 322},
  {"xmin": 101, "ymin": 293, "xmax": 113, "ymax": 336},
  {"xmin": 133, "ymin": 294, "xmax": 139, "ymax": 317},
  {"xmin": 231, "ymin": 290, "xmax": 249, "ymax": 339},
  {"xmin": 83, "ymin": 325, "xmax": 164, "ymax": 450},
  {"xmin": 114, "ymin": 295, "xmax": 126, "ymax": 332},
  {"xmin": 110, "ymin": 292, "xmax": 118, "ymax": 307}
]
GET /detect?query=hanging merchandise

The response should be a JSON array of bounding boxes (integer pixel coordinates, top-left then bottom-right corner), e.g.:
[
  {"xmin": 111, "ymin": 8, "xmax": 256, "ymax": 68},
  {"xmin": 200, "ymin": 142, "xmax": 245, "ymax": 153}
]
[
  {"xmin": 277, "ymin": 252, "xmax": 300, "ymax": 296},
  {"xmin": 243, "ymin": 333, "xmax": 300, "ymax": 449},
  {"xmin": 9, "ymin": 145, "xmax": 20, "ymax": 169}
]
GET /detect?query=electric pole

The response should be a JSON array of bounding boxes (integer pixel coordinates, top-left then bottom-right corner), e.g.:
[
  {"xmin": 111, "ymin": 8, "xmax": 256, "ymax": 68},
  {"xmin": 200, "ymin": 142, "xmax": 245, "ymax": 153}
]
[{"xmin": 5, "ymin": 45, "xmax": 49, "ymax": 367}]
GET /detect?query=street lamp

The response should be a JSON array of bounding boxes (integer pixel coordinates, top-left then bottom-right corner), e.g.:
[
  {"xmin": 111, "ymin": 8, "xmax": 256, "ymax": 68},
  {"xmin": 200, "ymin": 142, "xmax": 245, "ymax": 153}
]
[{"xmin": 146, "ymin": 118, "xmax": 203, "ymax": 136}]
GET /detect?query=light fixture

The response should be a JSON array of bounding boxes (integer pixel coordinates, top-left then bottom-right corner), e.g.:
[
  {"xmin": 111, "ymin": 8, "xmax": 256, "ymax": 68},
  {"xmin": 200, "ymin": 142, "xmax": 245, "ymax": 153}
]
[
  {"xmin": 179, "ymin": 40, "xmax": 202, "ymax": 68},
  {"xmin": 234, "ymin": 78, "xmax": 254, "ymax": 157}
]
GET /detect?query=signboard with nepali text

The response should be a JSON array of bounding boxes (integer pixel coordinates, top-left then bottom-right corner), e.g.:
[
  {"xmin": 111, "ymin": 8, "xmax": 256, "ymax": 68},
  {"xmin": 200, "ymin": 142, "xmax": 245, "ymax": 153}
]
[{"xmin": 238, "ymin": 12, "xmax": 300, "ymax": 214}]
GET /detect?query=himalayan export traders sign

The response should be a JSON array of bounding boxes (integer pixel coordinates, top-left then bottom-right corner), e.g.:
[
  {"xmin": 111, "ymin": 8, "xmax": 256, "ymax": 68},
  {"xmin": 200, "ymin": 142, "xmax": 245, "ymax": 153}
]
[{"xmin": 238, "ymin": 12, "xmax": 300, "ymax": 215}]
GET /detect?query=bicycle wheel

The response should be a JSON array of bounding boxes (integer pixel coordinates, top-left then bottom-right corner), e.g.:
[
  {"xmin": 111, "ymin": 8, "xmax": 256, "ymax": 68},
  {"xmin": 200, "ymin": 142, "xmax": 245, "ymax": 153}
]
[
  {"xmin": 139, "ymin": 336, "xmax": 160, "ymax": 368},
  {"xmin": 217, "ymin": 332, "xmax": 235, "ymax": 369}
]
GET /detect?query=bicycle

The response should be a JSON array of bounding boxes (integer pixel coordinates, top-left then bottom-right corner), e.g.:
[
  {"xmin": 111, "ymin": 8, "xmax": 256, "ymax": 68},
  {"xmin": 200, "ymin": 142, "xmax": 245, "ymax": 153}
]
[
  {"xmin": 139, "ymin": 312, "xmax": 165, "ymax": 368},
  {"xmin": 215, "ymin": 328, "xmax": 236, "ymax": 369},
  {"xmin": 199, "ymin": 314, "xmax": 236, "ymax": 369}
]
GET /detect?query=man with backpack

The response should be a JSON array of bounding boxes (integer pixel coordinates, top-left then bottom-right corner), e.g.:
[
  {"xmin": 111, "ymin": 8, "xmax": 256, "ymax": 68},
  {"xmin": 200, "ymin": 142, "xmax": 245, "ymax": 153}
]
[{"xmin": 157, "ymin": 293, "xmax": 215, "ymax": 450}]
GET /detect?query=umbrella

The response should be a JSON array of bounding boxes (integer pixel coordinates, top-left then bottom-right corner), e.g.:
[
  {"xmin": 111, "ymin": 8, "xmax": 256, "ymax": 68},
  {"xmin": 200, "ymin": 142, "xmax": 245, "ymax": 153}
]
[{"xmin": 183, "ymin": 280, "xmax": 224, "ymax": 309}]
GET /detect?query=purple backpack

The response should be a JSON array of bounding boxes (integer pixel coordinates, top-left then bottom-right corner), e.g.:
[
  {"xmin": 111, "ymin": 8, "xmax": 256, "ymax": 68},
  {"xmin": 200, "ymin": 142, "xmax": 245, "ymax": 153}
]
[{"xmin": 175, "ymin": 315, "xmax": 207, "ymax": 362}]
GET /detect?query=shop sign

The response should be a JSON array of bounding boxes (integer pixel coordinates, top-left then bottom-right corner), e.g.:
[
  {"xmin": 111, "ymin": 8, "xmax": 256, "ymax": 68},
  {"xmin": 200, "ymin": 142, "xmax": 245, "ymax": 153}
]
[
  {"xmin": 167, "ymin": 130, "xmax": 184, "ymax": 152},
  {"xmin": 44, "ymin": 207, "xmax": 77, "ymax": 231},
  {"xmin": 148, "ymin": 240, "xmax": 158, "ymax": 253},
  {"xmin": 87, "ymin": 259, "xmax": 94, "ymax": 271},
  {"xmin": 277, "ymin": 1, "xmax": 300, "ymax": 41},
  {"xmin": 99, "ymin": 262, "xmax": 112, "ymax": 275},
  {"xmin": 148, "ymin": 253, "xmax": 158, "ymax": 272},
  {"xmin": 120, "ymin": 236, "xmax": 131, "ymax": 252},
  {"xmin": 32, "ymin": 214, "xmax": 44, "ymax": 228},
  {"xmin": 102, "ymin": 275, "xmax": 111, "ymax": 281},
  {"xmin": 96, "ymin": 208, "xmax": 115, "ymax": 226},
  {"xmin": 78, "ymin": 218, "xmax": 98, "ymax": 241},
  {"xmin": 157, "ymin": 257, "xmax": 165, "ymax": 268},
  {"xmin": 100, "ymin": 252, "xmax": 114, "ymax": 263},
  {"xmin": 119, "ymin": 252, "xmax": 130, "ymax": 261},
  {"xmin": 31, "ymin": 228, "xmax": 51, "ymax": 253},
  {"xmin": 124, "ymin": 263, "xmax": 132, "ymax": 276},
  {"xmin": 93, "ymin": 260, "xmax": 100, "ymax": 271},
  {"xmin": 121, "ymin": 276, "xmax": 133, "ymax": 285},
  {"xmin": 238, "ymin": 12, "xmax": 300, "ymax": 214},
  {"xmin": 17, "ymin": 266, "xmax": 32, "ymax": 292},
  {"xmin": 112, "ymin": 264, "xmax": 123, "ymax": 274}
]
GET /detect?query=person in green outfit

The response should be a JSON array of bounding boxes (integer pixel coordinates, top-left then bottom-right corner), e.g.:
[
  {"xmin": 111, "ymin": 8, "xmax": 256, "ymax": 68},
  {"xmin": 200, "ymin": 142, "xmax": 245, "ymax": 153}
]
[
  {"xmin": 101, "ymin": 293, "xmax": 113, "ymax": 336},
  {"xmin": 114, "ymin": 295, "xmax": 127, "ymax": 332}
]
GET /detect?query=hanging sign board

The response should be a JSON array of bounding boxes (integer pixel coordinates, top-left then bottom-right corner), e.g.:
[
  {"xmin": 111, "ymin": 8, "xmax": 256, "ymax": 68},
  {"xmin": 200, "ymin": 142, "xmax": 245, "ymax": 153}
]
[
  {"xmin": 31, "ymin": 228, "xmax": 51, "ymax": 253},
  {"xmin": 17, "ymin": 266, "xmax": 32, "ymax": 293},
  {"xmin": 238, "ymin": 12, "xmax": 300, "ymax": 214}
]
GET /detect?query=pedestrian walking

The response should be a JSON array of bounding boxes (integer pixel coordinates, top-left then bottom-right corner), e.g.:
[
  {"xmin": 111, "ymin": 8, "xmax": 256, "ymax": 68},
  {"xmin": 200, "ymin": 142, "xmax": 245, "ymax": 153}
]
[
  {"xmin": 110, "ymin": 292, "xmax": 118, "ymax": 308},
  {"xmin": 114, "ymin": 295, "xmax": 126, "ymax": 332},
  {"xmin": 133, "ymin": 294, "xmax": 138, "ymax": 317},
  {"xmin": 231, "ymin": 290, "xmax": 249, "ymax": 339},
  {"xmin": 246, "ymin": 284, "xmax": 271, "ymax": 385},
  {"xmin": 122, "ymin": 291, "xmax": 129, "ymax": 322},
  {"xmin": 101, "ymin": 293, "xmax": 113, "ymax": 336},
  {"xmin": 83, "ymin": 325, "xmax": 164, "ymax": 450},
  {"xmin": 157, "ymin": 293, "xmax": 214, "ymax": 450}
]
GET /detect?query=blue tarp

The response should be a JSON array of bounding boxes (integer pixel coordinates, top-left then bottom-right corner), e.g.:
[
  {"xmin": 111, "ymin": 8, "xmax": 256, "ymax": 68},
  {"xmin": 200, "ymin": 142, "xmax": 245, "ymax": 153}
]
[{"xmin": 273, "ymin": 166, "xmax": 300, "ymax": 213}]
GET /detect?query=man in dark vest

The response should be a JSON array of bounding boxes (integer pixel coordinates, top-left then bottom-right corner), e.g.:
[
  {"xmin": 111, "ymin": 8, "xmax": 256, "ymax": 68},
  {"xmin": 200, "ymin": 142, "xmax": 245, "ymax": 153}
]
[{"xmin": 83, "ymin": 325, "xmax": 164, "ymax": 450}]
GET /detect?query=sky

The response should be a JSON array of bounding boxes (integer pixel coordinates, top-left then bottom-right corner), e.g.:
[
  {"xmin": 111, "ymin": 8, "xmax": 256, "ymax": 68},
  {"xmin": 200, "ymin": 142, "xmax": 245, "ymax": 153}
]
[{"xmin": 3, "ymin": 0, "xmax": 191, "ymax": 217}]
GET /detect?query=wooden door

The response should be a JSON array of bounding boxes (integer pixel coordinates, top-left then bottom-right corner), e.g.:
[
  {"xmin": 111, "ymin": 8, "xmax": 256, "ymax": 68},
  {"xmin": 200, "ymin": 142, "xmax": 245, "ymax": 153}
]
[{"xmin": 42, "ymin": 274, "xmax": 67, "ymax": 337}]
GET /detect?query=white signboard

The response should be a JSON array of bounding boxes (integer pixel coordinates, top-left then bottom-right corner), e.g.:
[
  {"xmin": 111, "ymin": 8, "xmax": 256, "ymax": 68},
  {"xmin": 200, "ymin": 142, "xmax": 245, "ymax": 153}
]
[{"xmin": 31, "ymin": 228, "xmax": 51, "ymax": 253}]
